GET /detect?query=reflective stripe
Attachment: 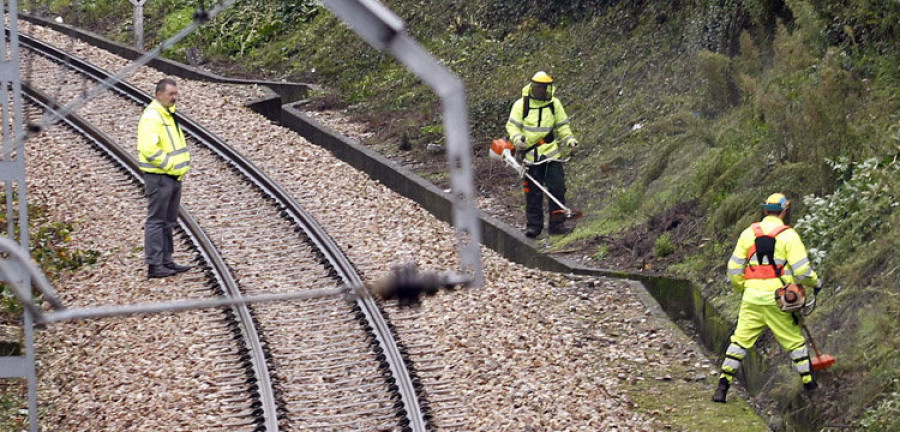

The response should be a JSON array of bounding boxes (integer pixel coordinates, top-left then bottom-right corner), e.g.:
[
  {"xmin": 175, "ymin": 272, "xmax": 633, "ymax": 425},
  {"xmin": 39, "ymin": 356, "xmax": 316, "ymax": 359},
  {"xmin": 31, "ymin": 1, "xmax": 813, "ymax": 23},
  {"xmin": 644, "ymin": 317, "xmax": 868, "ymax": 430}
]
[
  {"xmin": 775, "ymin": 258, "xmax": 787, "ymax": 266},
  {"xmin": 723, "ymin": 358, "xmax": 742, "ymax": 371},
  {"xmin": 748, "ymin": 253, "xmax": 758, "ymax": 264},
  {"xmin": 727, "ymin": 268, "xmax": 744, "ymax": 276},
  {"xmin": 162, "ymin": 124, "xmax": 178, "ymax": 152},
  {"xmin": 172, "ymin": 160, "xmax": 191, "ymax": 170},
  {"xmin": 782, "ymin": 267, "xmax": 793, "ymax": 276},
  {"xmin": 726, "ymin": 344, "xmax": 747, "ymax": 358},
  {"xmin": 543, "ymin": 148, "xmax": 560, "ymax": 159},
  {"xmin": 169, "ymin": 147, "xmax": 189, "ymax": 157},
  {"xmin": 794, "ymin": 361, "xmax": 811, "ymax": 374},
  {"xmin": 791, "ymin": 257, "xmax": 810, "ymax": 269},
  {"xmin": 138, "ymin": 162, "xmax": 157, "ymax": 169},
  {"xmin": 147, "ymin": 150, "xmax": 164, "ymax": 162},
  {"xmin": 790, "ymin": 347, "xmax": 808, "ymax": 360},
  {"xmin": 730, "ymin": 255, "xmax": 746, "ymax": 266},
  {"xmin": 523, "ymin": 125, "xmax": 553, "ymax": 133},
  {"xmin": 554, "ymin": 118, "xmax": 570, "ymax": 127},
  {"xmin": 507, "ymin": 117, "xmax": 523, "ymax": 128},
  {"xmin": 794, "ymin": 267, "xmax": 813, "ymax": 281},
  {"xmin": 159, "ymin": 154, "xmax": 171, "ymax": 170}
]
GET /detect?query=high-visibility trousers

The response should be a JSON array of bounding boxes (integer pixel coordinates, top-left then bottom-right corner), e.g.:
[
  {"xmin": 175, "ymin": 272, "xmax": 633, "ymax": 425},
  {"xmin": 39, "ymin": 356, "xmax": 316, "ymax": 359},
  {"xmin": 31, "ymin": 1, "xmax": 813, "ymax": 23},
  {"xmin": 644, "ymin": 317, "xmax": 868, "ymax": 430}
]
[{"xmin": 719, "ymin": 301, "xmax": 813, "ymax": 384}]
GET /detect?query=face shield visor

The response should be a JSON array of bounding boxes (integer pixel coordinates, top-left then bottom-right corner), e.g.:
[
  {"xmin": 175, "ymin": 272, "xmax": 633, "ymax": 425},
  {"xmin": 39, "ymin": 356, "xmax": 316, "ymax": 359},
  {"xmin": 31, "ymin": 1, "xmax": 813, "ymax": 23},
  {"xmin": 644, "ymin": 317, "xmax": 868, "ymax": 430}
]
[{"xmin": 531, "ymin": 83, "xmax": 551, "ymax": 101}]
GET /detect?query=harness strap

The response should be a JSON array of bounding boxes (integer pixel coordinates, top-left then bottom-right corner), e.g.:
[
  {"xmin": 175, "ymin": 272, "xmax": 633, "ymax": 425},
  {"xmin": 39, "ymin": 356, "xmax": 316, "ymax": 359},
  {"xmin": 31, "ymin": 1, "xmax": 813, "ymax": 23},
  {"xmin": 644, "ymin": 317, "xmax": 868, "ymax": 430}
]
[
  {"xmin": 745, "ymin": 223, "xmax": 791, "ymax": 260},
  {"xmin": 745, "ymin": 223, "xmax": 792, "ymax": 280}
]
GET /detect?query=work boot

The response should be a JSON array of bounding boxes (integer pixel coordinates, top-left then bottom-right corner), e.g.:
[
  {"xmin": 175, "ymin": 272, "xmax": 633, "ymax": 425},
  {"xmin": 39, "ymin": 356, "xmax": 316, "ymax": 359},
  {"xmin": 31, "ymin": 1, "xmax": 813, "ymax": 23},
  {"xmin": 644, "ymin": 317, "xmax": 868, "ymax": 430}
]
[
  {"xmin": 712, "ymin": 377, "xmax": 730, "ymax": 403},
  {"xmin": 548, "ymin": 224, "xmax": 572, "ymax": 236},
  {"xmin": 165, "ymin": 262, "xmax": 192, "ymax": 273},
  {"xmin": 803, "ymin": 380, "xmax": 818, "ymax": 394},
  {"xmin": 148, "ymin": 264, "xmax": 177, "ymax": 279},
  {"xmin": 525, "ymin": 227, "xmax": 541, "ymax": 238}
]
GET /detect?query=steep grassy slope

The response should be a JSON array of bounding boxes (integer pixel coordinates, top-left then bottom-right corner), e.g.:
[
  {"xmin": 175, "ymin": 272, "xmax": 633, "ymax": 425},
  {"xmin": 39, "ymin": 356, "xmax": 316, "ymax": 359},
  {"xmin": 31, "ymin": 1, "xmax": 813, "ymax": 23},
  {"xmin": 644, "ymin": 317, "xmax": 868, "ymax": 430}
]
[{"xmin": 27, "ymin": 0, "xmax": 899, "ymax": 429}]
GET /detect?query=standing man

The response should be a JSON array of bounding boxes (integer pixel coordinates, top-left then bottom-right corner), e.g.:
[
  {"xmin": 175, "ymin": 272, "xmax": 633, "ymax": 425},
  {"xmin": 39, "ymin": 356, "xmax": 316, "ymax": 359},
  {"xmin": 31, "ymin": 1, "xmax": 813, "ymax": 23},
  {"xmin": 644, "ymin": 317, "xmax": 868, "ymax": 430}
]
[
  {"xmin": 713, "ymin": 193, "xmax": 822, "ymax": 403},
  {"xmin": 506, "ymin": 71, "xmax": 579, "ymax": 238},
  {"xmin": 138, "ymin": 78, "xmax": 192, "ymax": 278}
]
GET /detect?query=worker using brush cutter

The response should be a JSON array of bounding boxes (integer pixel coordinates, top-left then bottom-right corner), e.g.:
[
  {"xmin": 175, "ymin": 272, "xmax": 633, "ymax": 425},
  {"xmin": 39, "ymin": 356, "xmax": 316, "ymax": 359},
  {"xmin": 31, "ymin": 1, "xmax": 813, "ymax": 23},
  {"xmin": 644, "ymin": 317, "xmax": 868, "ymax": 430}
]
[
  {"xmin": 713, "ymin": 193, "xmax": 825, "ymax": 403},
  {"xmin": 506, "ymin": 71, "xmax": 580, "ymax": 238}
]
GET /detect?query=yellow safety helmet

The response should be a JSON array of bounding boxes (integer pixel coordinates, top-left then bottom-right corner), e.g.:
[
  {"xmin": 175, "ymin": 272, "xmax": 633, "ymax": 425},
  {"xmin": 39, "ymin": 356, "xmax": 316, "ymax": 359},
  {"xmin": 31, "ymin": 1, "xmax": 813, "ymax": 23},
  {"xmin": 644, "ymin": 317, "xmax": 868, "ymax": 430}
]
[
  {"xmin": 531, "ymin": 71, "xmax": 554, "ymax": 84},
  {"xmin": 762, "ymin": 193, "xmax": 790, "ymax": 212}
]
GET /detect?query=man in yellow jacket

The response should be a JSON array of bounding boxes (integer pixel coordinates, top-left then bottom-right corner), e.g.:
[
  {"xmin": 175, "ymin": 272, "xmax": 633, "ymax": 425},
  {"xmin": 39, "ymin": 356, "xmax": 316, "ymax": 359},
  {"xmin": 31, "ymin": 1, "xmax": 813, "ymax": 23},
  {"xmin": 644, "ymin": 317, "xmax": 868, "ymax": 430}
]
[
  {"xmin": 506, "ymin": 71, "xmax": 579, "ymax": 238},
  {"xmin": 713, "ymin": 193, "xmax": 822, "ymax": 403},
  {"xmin": 138, "ymin": 78, "xmax": 192, "ymax": 278}
]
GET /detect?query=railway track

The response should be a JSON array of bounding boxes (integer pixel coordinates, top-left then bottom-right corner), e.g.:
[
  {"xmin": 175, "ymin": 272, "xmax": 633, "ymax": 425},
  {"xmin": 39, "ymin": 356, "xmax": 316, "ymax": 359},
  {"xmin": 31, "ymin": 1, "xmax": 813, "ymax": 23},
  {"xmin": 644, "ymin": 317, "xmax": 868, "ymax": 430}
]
[
  {"xmin": 18, "ymin": 31, "xmax": 433, "ymax": 431},
  {"xmin": 22, "ymin": 92, "xmax": 268, "ymax": 430}
]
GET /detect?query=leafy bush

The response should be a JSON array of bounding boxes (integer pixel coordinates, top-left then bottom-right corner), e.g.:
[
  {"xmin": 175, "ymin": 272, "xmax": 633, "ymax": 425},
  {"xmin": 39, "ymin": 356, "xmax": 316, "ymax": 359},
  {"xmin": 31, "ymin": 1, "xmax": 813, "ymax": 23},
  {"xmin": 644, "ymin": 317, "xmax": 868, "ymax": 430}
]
[
  {"xmin": 0, "ymin": 202, "xmax": 100, "ymax": 317},
  {"xmin": 608, "ymin": 184, "xmax": 644, "ymax": 218},
  {"xmin": 854, "ymin": 385, "xmax": 900, "ymax": 431},
  {"xmin": 591, "ymin": 244, "xmax": 609, "ymax": 260},
  {"xmin": 794, "ymin": 157, "xmax": 898, "ymax": 268},
  {"xmin": 653, "ymin": 232, "xmax": 676, "ymax": 257}
]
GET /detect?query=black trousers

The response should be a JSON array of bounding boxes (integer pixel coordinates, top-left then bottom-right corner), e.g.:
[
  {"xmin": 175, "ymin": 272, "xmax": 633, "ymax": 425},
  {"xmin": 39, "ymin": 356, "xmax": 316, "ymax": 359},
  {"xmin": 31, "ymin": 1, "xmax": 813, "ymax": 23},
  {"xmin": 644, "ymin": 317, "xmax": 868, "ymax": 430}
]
[
  {"xmin": 524, "ymin": 161, "xmax": 566, "ymax": 231},
  {"xmin": 144, "ymin": 173, "xmax": 182, "ymax": 266}
]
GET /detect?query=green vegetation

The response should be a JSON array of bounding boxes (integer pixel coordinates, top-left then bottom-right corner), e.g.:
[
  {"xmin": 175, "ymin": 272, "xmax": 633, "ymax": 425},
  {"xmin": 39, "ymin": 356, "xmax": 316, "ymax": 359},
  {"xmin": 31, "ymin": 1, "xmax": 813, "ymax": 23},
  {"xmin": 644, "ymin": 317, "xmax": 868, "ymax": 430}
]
[
  {"xmin": 1, "ymin": 201, "xmax": 100, "ymax": 317},
  {"xmin": 0, "ymin": 202, "xmax": 101, "ymax": 307},
  {"xmin": 0, "ymin": 391, "xmax": 27, "ymax": 431},
  {"xmin": 0, "ymin": 201, "xmax": 99, "ymax": 428},
  {"xmin": 653, "ymin": 232, "xmax": 675, "ymax": 258},
  {"xmin": 26, "ymin": 0, "xmax": 900, "ymax": 429}
]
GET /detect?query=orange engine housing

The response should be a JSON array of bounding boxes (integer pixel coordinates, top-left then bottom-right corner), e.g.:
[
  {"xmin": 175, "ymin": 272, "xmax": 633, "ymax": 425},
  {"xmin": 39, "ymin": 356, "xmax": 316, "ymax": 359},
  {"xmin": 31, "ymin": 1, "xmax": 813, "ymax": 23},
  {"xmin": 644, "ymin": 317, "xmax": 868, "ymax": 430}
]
[{"xmin": 490, "ymin": 138, "xmax": 515, "ymax": 159}]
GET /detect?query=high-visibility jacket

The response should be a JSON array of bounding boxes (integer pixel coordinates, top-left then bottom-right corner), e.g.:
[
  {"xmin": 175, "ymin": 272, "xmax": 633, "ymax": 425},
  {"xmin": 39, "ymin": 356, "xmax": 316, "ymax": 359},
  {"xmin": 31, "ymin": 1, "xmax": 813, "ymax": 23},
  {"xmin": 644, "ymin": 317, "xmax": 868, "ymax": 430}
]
[
  {"xmin": 137, "ymin": 100, "xmax": 191, "ymax": 179},
  {"xmin": 506, "ymin": 84, "xmax": 577, "ymax": 164},
  {"xmin": 726, "ymin": 216, "xmax": 820, "ymax": 305}
]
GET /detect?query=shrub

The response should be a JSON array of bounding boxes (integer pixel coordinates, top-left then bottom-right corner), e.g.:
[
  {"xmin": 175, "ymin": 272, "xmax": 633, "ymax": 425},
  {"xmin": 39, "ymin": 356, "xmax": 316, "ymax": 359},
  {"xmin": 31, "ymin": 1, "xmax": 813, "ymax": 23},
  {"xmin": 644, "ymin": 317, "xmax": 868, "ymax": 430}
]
[
  {"xmin": 794, "ymin": 157, "xmax": 898, "ymax": 269},
  {"xmin": 592, "ymin": 244, "xmax": 609, "ymax": 261},
  {"xmin": 608, "ymin": 184, "xmax": 644, "ymax": 218},
  {"xmin": 0, "ymin": 202, "xmax": 101, "ymax": 317},
  {"xmin": 697, "ymin": 50, "xmax": 738, "ymax": 116},
  {"xmin": 854, "ymin": 384, "xmax": 900, "ymax": 431},
  {"xmin": 653, "ymin": 232, "xmax": 676, "ymax": 257}
]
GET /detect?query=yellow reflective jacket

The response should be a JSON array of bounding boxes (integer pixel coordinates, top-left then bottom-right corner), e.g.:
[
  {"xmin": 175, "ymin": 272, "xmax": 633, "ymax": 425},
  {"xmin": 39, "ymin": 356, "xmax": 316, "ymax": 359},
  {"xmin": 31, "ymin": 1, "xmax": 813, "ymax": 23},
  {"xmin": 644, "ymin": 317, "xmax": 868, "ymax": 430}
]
[
  {"xmin": 505, "ymin": 84, "xmax": 577, "ymax": 163},
  {"xmin": 726, "ymin": 216, "xmax": 820, "ymax": 305},
  {"xmin": 137, "ymin": 100, "xmax": 191, "ymax": 179}
]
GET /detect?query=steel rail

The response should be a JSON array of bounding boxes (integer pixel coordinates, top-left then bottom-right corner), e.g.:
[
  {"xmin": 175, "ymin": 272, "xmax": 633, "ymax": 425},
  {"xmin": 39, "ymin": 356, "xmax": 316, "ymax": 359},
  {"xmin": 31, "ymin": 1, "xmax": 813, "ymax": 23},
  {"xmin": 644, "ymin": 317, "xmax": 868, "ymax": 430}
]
[
  {"xmin": 19, "ymin": 32, "xmax": 429, "ymax": 431},
  {"xmin": 22, "ymin": 84, "xmax": 279, "ymax": 432}
]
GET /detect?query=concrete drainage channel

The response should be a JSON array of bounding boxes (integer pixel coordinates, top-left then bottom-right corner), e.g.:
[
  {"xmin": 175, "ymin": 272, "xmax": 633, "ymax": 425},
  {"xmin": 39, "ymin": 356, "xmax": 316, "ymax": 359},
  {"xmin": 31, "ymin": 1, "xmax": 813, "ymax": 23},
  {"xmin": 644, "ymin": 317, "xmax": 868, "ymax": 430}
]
[{"xmin": 20, "ymin": 13, "xmax": 822, "ymax": 431}]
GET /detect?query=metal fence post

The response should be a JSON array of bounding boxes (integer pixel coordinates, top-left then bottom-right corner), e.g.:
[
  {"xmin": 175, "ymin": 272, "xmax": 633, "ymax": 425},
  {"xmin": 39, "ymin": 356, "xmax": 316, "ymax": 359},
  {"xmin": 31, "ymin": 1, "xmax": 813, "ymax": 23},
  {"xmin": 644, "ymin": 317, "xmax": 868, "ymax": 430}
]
[
  {"xmin": 129, "ymin": 0, "xmax": 147, "ymax": 49},
  {"xmin": 1, "ymin": 0, "xmax": 37, "ymax": 429}
]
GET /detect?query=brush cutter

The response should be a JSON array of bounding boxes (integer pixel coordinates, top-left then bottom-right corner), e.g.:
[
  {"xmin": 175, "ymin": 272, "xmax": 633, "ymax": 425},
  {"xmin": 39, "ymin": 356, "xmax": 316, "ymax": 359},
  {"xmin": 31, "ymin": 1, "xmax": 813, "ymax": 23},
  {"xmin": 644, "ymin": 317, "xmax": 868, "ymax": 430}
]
[
  {"xmin": 801, "ymin": 322, "xmax": 836, "ymax": 371},
  {"xmin": 490, "ymin": 138, "xmax": 583, "ymax": 223}
]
